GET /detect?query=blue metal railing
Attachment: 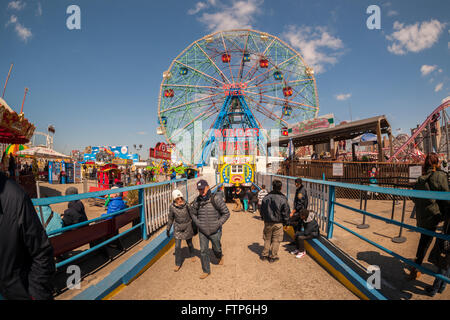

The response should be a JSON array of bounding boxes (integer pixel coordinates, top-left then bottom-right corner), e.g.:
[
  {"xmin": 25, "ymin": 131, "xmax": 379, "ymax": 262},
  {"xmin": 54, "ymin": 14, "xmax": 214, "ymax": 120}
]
[
  {"xmin": 33, "ymin": 178, "xmax": 189, "ymax": 269},
  {"xmin": 259, "ymin": 172, "xmax": 450, "ymax": 285}
]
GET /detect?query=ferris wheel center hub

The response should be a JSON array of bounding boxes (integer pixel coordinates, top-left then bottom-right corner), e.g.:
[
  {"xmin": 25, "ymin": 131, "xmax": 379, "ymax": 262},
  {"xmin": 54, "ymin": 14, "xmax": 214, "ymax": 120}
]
[{"xmin": 223, "ymin": 83, "xmax": 247, "ymax": 96}]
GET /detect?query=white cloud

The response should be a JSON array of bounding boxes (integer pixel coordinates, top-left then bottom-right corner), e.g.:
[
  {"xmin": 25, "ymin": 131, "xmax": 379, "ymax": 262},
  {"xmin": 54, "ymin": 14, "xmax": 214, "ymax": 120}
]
[
  {"xmin": 188, "ymin": 2, "xmax": 208, "ymax": 15},
  {"xmin": 15, "ymin": 23, "xmax": 32, "ymax": 42},
  {"xmin": 387, "ymin": 10, "xmax": 398, "ymax": 17},
  {"xmin": 5, "ymin": 15, "xmax": 32, "ymax": 42},
  {"xmin": 8, "ymin": 0, "xmax": 25, "ymax": 10},
  {"xmin": 386, "ymin": 19, "xmax": 446, "ymax": 55},
  {"xmin": 335, "ymin": 93, "xmax": 351, "ymax": 101},
  {"xmin": 36, "ymin": 2, "xmax": 42, "ymax": 16},
  {"xmin": 196, "ymin": 0, "xmax": 262, "ymax": 32},
  {"xmin": 282, "ymin": 25, "xmax": 344, "ymax": 74},
  {"xmin": 420, "ymin": 64, "xmax": 437, "ymax": 76},
  {"xmin": 5, "ymin": 14, "xmax": 17, "ymax": 26},
  {"xmin": 435, "ymin": 83, "xmax": 443, "ymax": 92}
]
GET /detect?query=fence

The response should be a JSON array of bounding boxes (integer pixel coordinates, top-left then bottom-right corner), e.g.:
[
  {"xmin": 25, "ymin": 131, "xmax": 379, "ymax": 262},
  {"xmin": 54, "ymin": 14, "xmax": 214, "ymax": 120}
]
[
  {"xmin": 256, "ymin": 172, "xmax": 330, "ymax": 232},
  {"xmin": 256, "ymin": 172, "xmax": 450, "ymax": 285},
  {"xmin": 283, "ymin": 160, "xmax": 424, "ymax": 199},
  {"xmin": 33, "ymin": 173, "xmax": 215, "ymax": 270}
]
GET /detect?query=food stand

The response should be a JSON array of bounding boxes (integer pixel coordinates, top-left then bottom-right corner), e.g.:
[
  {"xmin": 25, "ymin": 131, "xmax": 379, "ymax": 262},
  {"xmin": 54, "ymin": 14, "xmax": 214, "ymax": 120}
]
[{"xmin": 0, "ymin": 97, "xmax": 36, "ymax": 197}]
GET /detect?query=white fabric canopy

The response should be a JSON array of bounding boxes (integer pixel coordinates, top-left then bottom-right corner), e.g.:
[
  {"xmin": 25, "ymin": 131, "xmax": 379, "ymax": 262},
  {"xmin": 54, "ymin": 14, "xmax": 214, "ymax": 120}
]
[{"xmin": 16, "ymin": 146, "xmax": 71, "ymax": 159}]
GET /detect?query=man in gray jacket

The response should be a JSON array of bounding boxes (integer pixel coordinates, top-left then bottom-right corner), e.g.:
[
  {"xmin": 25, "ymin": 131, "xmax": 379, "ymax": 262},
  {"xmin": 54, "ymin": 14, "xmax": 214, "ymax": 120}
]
[{"xmin": 190, "ymin": 180, "xmax": 230, "ymax": 279}]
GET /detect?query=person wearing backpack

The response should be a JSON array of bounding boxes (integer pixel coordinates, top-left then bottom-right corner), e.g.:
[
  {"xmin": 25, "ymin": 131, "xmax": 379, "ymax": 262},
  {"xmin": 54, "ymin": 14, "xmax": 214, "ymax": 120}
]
[
  {"xmin": 189, "ymin": 180, "xmax": 230, "ymax": 279},
  {"xmin": 408, "ymin": 153, "xmax": 450, "ymax": 280}
]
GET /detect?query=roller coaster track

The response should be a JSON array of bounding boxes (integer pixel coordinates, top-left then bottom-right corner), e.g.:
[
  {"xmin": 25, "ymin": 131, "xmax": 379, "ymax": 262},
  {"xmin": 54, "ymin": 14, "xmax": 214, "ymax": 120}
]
[{"xmin": 388, "ymin": 100, "xmax": 449, "ymax": 162}]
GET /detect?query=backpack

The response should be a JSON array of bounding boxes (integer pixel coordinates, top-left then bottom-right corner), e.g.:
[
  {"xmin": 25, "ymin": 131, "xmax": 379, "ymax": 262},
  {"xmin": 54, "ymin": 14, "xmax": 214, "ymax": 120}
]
[{"xmin": 412, "ymin": 172, "xmax": 435, "ymax": 207}]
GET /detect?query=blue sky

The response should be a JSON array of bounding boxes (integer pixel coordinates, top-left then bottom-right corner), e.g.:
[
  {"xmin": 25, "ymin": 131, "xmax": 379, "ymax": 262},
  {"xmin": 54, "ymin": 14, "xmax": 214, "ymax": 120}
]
[{"xmin": 1, "ymin": 0, "xmax": 449, "ymax": 158}]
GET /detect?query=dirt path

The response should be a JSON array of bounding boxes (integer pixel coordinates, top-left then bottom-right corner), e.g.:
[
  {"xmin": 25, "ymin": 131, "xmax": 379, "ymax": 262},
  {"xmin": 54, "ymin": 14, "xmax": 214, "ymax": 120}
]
[{"xmin": 113, "ymin": 205, "xmax": 356, "ymax": 300}]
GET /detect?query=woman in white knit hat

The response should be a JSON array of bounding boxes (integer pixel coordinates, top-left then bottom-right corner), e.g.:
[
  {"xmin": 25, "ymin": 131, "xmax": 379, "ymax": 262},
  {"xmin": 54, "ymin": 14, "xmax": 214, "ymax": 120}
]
[{"xmin": 167, "ymin": 189, "xmax": 196, "ymax": 272}]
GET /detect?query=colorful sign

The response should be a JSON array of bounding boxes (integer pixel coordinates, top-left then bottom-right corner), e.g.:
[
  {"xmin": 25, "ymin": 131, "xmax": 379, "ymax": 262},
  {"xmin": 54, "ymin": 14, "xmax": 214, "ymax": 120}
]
[
  {"xmin": 112, "ymin": 158, "xmax": 133, "ymax": 165},
  {"xmin": 149, "ymin": 142, "xmax": 171, "ymax": 160},
  {"xmin": 288, "ymin": 114, "xmax": 335, "ymax": 136},
  {"xmin": 83, "ymin": 145, "xmax": 139, "ymax": 163}
]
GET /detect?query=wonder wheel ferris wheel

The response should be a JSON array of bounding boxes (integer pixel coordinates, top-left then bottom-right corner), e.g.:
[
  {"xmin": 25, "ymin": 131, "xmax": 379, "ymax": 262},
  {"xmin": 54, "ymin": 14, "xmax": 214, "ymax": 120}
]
[{"xmin": 157, "ymin": 29, "xmax": 320, "ymax": 165}]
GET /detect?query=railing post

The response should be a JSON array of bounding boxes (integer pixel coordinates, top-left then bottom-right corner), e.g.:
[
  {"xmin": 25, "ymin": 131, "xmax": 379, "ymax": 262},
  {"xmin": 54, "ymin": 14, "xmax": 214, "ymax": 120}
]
[
  {"xmin": 392, "ymin": 197, "xmax": 407, "ymax": 243},
  {"xmin": 139, "ymin": 188, "xmax": 148, "ymax": 241},
  {"xmin": 286, "ymin": 177, "xmax": 289, "ymax": 199},
  {"xmin": 326, "ymin": 186, "xmax": 335, "ymax": 239}
]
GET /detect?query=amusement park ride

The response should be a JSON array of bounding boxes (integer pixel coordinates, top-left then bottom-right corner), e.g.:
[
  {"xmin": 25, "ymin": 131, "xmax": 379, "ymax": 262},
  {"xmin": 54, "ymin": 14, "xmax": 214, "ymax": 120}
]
[
  {"xmin": 157, "ymin": 29, "xmax": 320, "ymax": 186},
  {"xmin": 388, "ymin": 99, "xmax": 450, "ymax": 162}
]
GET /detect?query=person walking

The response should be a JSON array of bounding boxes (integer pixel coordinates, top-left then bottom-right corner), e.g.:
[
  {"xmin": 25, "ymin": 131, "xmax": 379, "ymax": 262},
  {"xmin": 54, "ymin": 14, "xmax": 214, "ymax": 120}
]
[
  {"xmin": 259, "ymin": 179, "xmax": 290, "ymax": 263},
  {"xmin": 257, "ymin": 184, "xmax": 268, "ymax": 213},
  {"xmin": 233, "ymin": 186, "xmax": 243, "ymax": 212},
  {"xmin": 408, "ymin": 153, "xmax": 450, "ymax": 280},
  {"xmin": 248, "ymin": 186, "xmax": 258, "ymax": 212},
  {"xmin": 0, "ymin": 172, "xmax": 55, "ymax": 299},
  {"xmin": 167, "ymin": 189, "xmax": 196, "ymax": 272},
  {"xmin": 189, "ymin": 180, "xmax": 230, "ymax": 279}
]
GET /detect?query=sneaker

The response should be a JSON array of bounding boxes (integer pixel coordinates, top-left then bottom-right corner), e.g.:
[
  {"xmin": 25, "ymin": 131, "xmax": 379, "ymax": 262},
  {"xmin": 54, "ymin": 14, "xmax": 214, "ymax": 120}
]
[
  {"xmin": 269, "ymin": 257, "xmax": 279, "ymax": 263},
  {"xmin": 260, "ymin": 255, "xmax": 269, "ymax": 261},
  {"xmin": 406, "ymin": 268, "xmax": 421, "ymax": 281},
  {"xmin": 290, "ymin": 249, "xmax": 300, "ymax": 255},
  {"xmin": 174, "ymin": 266, "xmax": 181, "ymax": 272},
  {"xmin": 295, "ymin": 251, "xmax": 306, "ymax": 259},
  {"xmin": 199, "ymin": 272, "xmax": 210, "ymax": 279}
]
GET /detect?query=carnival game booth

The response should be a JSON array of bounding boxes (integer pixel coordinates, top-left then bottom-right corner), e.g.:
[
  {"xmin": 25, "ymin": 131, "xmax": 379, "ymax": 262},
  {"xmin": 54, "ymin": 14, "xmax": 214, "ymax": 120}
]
[
  {"xmin": 16, "ymin": 146, "xmax": 73, "ymax": 184},
  {"xmin": 97, "ymin": 163, "xmax": 121, "ymax": 189},
  {"xmin": 0, "ymin": 97, "xmax": 36, "ymax": 197}
]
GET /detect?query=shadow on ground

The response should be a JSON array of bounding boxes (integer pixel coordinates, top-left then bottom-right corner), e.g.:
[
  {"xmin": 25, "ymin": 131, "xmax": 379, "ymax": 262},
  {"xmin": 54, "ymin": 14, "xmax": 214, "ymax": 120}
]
[
  {"xmin": 356, "ymin": 251, "xmax": 435, "ymax": 300},
  {"xmin": 52, "ymin": 228, "xmax": 142, "ymax": 296}
]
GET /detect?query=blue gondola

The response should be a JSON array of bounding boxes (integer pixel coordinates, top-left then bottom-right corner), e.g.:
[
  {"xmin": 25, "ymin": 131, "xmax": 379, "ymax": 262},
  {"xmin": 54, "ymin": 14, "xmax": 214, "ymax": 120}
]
[
  {"xmin": 273, "ymin": 71, "xmax": 283, "ymax": 80},
  {"xmin": 179, "ymin": 67, "xmax": 188, "ymax": 75},
  {"xmin": 282, "ymin": 106, "xmax": 292, "ymax": 116},
  {"xmin": 243, "ymin": 53, "xmax": 250, "ymax": 62}
]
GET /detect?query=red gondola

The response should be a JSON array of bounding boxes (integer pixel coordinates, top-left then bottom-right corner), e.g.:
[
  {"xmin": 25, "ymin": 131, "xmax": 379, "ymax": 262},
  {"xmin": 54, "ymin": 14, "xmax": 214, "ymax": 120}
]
[
  {"xmin": 164, "ymin": 89, "xmax": 174, "ymax": 98},
  {"xmin": 283, "ymin": 87, "xmax": 293, "ymax": 97},
  {"xmin": 259, "ymin": 59, "xmax": 269, "ymax": 68},
  {"xmin": 222, "ymin": 53, "xmax": 231, "ymax": 63}
]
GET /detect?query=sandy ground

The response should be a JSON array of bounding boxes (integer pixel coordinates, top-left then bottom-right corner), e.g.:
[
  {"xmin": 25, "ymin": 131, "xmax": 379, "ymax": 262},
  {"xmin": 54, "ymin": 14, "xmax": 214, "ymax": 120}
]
[{"xmin": 113, "ymin": 204, "xmax": 356, "ymax": 300}]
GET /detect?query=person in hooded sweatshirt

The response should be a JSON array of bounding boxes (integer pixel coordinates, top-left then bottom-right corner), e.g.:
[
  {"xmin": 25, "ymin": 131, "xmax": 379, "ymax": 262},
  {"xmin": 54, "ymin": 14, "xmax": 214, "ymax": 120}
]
[
  {"xmin": 62, "ymin": 187, "xmax": 88, "ymax": 227},
  {"xmin": 290, "ymin": 208, "xmax": 319, "ymax": 259},
  {"xmin": 167, "ymin": 189, "xmax": 196, "ymax": 272}
]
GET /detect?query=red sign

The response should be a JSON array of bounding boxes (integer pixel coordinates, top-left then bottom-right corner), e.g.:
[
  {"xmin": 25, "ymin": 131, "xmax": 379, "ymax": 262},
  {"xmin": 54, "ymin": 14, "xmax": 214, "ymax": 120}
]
[
  {"xmin": 214, "ymin": 128, "xmax": 259, "ymax": 138},
  {"xmin": 150, "ymin": 142, "xmax": 171, "ymax": 160}
]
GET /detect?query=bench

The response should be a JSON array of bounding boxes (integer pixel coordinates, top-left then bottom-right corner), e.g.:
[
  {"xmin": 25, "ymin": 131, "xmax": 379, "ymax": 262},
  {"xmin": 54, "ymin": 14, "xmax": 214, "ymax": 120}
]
[{"xmin": 49, "ymin": 207, "xmax": 141, "ymax": 259}]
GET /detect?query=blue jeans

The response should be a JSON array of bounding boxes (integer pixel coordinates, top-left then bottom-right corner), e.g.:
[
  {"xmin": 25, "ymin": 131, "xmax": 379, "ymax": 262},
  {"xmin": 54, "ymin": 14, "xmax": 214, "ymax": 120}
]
[{"xmin": 199, "ymin": 229, "xmax": 223, "ymax": 274}]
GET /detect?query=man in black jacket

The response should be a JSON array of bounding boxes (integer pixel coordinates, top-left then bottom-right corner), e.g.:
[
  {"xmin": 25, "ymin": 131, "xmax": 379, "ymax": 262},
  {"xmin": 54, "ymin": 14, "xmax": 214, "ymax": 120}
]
[
  {"xmin": 291, "ymin": 178, "xmax": 308, "ymax": 218},
  {"xmin": 259, "ymin": 179, "xmax": 290, "ymax": 263},
  {"xmin": 62, "ymin": 187, "xmax": 88, "ymax": 227},
  {"xmin": 190, "ymin": 180, "xmax": 230, "ymax": 279},
  {"xmin": 0, "ymin": 172, "xmax": 55, "ymax": 299}
]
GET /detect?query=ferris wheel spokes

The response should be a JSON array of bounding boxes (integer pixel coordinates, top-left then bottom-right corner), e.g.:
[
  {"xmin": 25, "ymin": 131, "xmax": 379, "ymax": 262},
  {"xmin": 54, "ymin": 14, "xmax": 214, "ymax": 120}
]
[
  {"xmin": 244, "ymin": 55, "xmax": 297, "ymax": 86},
  {"xmin": 162, "ymin": 92, "xmax": 224, "ymax": 113},
  {"xmin": 243, "ymin": 90, "xmax": 318, "ymax": 111},
  {"xmin": 174, "ymin": 60, "xmax": 227, "ymax": 86},
  {"xmin": 241, "ymin": 37, "xmax": 277, "ymax": 82},
  {"xmin": 195, "ymin": 42, "xmax": 232, "ymax": 84}
]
